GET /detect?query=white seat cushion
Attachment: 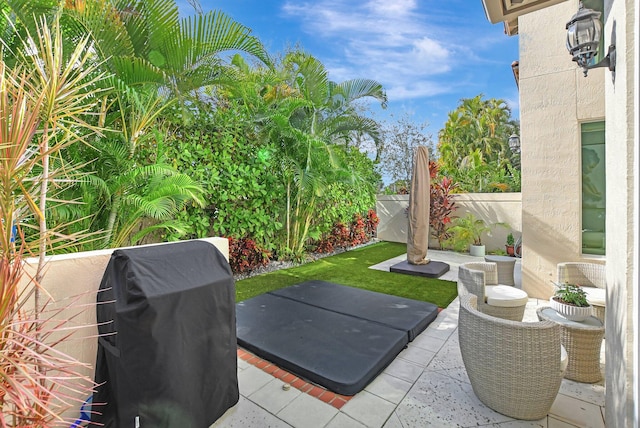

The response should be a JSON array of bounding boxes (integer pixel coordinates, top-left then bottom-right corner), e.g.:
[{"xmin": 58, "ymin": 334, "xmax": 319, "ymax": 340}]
[
  {"xmin": 485, "ymin": 285, "xmax": 529, "ymax": 307},
  {"xmin": 583, "ymin": 287, "xmax": 606, "ymax": 307},
  {"xmin": 561, "ymin": 345, "xmax": 569, "ymax": 372}
]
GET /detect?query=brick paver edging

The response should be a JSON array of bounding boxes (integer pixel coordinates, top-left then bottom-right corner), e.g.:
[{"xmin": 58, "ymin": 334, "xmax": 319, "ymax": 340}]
[{"xmin": 237, "ymin": 348, "xmax": 353, "ymax": 410}]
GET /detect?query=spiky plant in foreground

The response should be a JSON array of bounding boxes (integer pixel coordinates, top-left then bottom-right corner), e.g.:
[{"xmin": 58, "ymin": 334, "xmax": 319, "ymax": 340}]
[{"xmin": 0, "ymin": 15, "xmax": 107, "ymax": 427}]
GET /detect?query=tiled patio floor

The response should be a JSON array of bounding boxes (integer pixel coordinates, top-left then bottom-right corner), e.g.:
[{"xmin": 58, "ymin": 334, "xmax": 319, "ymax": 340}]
[{"xmin": 213, "ymin": 250, "xmax": 605, "ymax": 428}]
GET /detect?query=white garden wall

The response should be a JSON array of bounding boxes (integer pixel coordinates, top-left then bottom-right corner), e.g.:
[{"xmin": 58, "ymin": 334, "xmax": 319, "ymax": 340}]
[{"xmin": 376, "ymin": 193, "xmax": 522, "ymax": 252}]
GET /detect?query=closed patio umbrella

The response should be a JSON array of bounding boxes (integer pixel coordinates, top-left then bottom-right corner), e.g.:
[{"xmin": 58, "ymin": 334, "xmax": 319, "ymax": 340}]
[{"xmin": 407, "ymin": 146, "xmax": 430, "ymax": 265}]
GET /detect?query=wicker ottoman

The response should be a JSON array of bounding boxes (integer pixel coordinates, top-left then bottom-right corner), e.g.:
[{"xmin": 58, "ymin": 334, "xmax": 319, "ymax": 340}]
[{"xmin": 537, "ymin": 307, "xmax": 604, "ymax": 383}]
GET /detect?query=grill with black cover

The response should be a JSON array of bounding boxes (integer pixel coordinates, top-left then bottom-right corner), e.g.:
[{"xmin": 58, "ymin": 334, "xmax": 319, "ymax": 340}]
[{"xmin": 92, "ymin": 240, "xmax": 238, "ymax": 427}]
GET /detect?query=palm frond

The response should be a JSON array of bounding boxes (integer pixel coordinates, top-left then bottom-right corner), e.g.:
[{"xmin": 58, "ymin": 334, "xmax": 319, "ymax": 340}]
[
  {"xmin": 0, "ymin": 0, "xmax": 57, "ymax": 38},
  {"xmin": 65, "ymin": 0, "xmax": 136, "ymax": 59},
  {"xmin": 110, "ymin": 57, "xmax": 166, "ymax": 87},
  {"xmin": 334, "ymin": 78, "xmax": 387, "ymax": 108},
  {"xmin": 179, "ymin": 10, "xmax": 271, "ymax": 67},
  {"xmin": 138, "ymin": 0, "xmax": 180, "ymax": 53},
  {"xmin": 128, "ymin": 220, "xmax": 190, "ymax": 245}
]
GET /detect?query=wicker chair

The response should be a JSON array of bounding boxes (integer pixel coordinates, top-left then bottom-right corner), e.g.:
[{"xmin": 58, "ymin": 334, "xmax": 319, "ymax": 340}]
[
  {"xmin": 458, "ymin": 262, "xmax": 528, "ymax": 321},
  {"xmin": 458, "ymin": 294, "xmax": 567, "ymax": 420},
  {"xmin": 557, "ymin": 262, "xmax": 606, "ymax": 322}
]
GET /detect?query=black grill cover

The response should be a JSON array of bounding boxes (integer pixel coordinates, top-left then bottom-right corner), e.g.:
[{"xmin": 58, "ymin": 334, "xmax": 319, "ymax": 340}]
[{"xmin": 92, "ymin": 240, "xmax": 238, "ymax": 428}]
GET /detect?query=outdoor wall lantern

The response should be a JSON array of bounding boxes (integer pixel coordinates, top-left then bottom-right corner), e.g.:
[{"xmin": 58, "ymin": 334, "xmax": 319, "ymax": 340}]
[
  {"xmin": 566, "ymin": 1, "xmax": 616, "ymax": 77},
  {"xmin": 508, "ymin": 134, "xmax": 521, "ymax": 154}
]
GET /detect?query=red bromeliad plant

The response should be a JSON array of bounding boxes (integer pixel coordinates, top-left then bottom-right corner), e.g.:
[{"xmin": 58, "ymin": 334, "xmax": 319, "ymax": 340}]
[
  {"xmin": 364, "ymin": 209, "xmax": 379, "ymax": 238},
  {"xmin": 314, "ymin": 222, "xmax": 349, "ymax": 254},
  {"xmin": 314, "ymin": 210, "xmax": 379, "ymax": 254},
  {"xmin": 350, "ymin": 214, "xmax": 367, "ymax": 246},
  {"xmin": 429, "ymin": 162, "xmax": 458, "ymax": 249},
  {"xmin": 228, "ymin": 237, "xmax": 271, "ymax": 274}
]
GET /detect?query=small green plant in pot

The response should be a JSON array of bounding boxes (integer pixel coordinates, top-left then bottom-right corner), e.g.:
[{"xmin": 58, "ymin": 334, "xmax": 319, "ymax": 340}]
[
  {"xmin": 551, "ymin": 283, "xmax": 592, "ymax": 321},
  {"xmin": 505, "ymin": 232, "xmax": 515, "ymax": 256},
  {"xmin": 449, "ymin": 213, "xmax": 491, "ymax": 257}
]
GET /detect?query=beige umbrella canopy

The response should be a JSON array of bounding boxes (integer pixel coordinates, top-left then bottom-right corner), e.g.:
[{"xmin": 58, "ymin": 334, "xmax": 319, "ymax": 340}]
[{"xmin": 407, "ymin": 146, "xmax": 430, "ymax": 265}]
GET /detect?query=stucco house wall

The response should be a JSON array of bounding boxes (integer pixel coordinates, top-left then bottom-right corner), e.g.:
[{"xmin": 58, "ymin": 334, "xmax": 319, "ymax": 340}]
[
  {"xmin": 517, "ymin": 0, "xmax": 637, "ymax": 425},
  {"xmin": 519, "ymin": 1, "xmax": 606, "ymax": 301},
  {"xmin": 601, "ymin": 0, "xmax": 637, "ymax": 424}
]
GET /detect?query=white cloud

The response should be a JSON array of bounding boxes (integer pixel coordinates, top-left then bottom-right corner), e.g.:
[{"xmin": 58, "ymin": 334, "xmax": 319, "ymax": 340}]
[
  {"xmin": 386, "ymin": 81, "xmax": 451, "ymax": 100},
  {"xmin": 366, "ymin": 0, "xmax": 417, "ymax": 17},
  {"xmin": 282, "ymin": 0, "xmax": 457, "ymax": 102},
  {"xmin": 504, "ymin": 94, "xmax": 520, "ymax": 117}
]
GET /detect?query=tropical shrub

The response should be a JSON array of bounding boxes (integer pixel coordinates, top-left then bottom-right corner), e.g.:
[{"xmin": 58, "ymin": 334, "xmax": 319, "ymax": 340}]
[
  {"xmin": 41, "ymin": 0, "xmax": 273, "ymax": 251},
  {"xmin": 314, "ymin": 222, "xmax": 350, "ymax": 254},
  {"xmin": 225, "ymin": 51, "xmax": 386, "ymax": 259},
  {"xmin": 437, "ymin": 94, "xmax": 520, "ymax": 193},
  {"xmin": 443, "ymin": 153, "xmax": 521, "ymax": 193},
  {"xmin": 228, "ymin": 236, "xmax": 271, "ymax": 274},
  {"xmin": 365, "ymin": 209, "xmax": 380, "ymax": 238},
  {"xmin": 313, "ymin": 210, "xmax": 379, "ymax": 254},
  {"xmin": 350, "ymin": 213, "xmax": 367, "ymax": 246},
  {"xmin": 165, "ymin": 104, "xmax": 284, "ymax": 247},
  {"xmin": 449, "ymin": 213, "xmax": 492, "ymax": 247},
  {"xmin": 311, "ymin": 147, "xmax": 380, "ymax": 239},
  {"xmin": 430, "ymin": 177, "xmax": 458, "ymax": 249}
]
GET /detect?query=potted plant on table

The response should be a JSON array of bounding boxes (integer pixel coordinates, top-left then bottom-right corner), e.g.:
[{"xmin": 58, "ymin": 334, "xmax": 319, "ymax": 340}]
[
  {"xmin": 551, "ymin": 283, "xmax": 593, "ymax": 321},
  {"xmin": 505, "ymin": 233, "xmax": 515, "ymax": 256}
]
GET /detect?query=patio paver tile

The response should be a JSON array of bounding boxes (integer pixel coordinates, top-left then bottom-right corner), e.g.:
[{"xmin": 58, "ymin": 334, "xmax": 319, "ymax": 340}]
[
  {"xmin": 393, "ymin": 370, "xmax": 513, "ymax": 427},
  {"xmin": 237, "ymin": 357, "xmax": 250, "ymax": 370},
  {"xmin": 210, "ymin": 396, "xmax": 292, "ymax": 428},
  {"xmin": 276, "ymin": 392, "xmax": 338, "ymax": 428},
  {"xmin": 324, "ymin": 412, "xmax": 368, "ymax": 428},
  {"xmin": 549, "ymin": 393, "xmax": 605, "ymax": 428},
  {"xmin": 419, "ymin": 319, "xmax": 457, "ymax": 341},
  {"xmin": 382, "ymin": 358, "xmax": 424, "ymax": 383},
  {"xmin": 238, "ymin": 365, "xmax": 277, "ymax": 397},
  {"xmin": 364, "ymin": 372, "xmax": 413, "ymax": 404},
  {"xmin": 558, "ymin": 379, "xmax": 605, "ymax": 407},
  {"xmin": 248, "ymin": 378, "xmax": 302, "ymax": 414},
  {"xmin": 381, "ymin": 411, "xmax": 404, "ymax": 428},
  {"xmin": 340, "ymin": 390, "xmax": 397, "ymax": 428},
  {"xmin": 486, "ymin": 420, "xmax": 547, "ymax": 427},
  {"xmin": 547, "ymin": 416, "xmax": 581, "ymax": 427},
  {"xmin": 408, "ymin": 333, "xmax": 446, "ymax": 353},
  {"xmin": 396, "ymin": 344, "xmax": 437, "ymax": 367}
]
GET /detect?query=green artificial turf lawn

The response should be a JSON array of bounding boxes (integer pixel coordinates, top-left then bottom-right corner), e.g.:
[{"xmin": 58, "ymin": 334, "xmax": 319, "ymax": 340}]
[{"xmin": 235, "ymin": 241, "xmax": 458, "ymax": 308}]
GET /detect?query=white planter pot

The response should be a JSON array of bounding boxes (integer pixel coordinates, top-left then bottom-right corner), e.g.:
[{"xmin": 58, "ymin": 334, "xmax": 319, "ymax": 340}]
[
  {"xmin": 550, "ymin": 297, "xmax": 592, "ymax": 322},
  {"xmin": 469, "ymin": 245, "xmax": 485, "ymax": 257}
]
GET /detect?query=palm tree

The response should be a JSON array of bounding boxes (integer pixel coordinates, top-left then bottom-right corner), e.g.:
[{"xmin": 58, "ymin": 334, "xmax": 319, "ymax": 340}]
[
  {"xmin": 281, "ymin": 52, "xmax": 387, "ymax": 157},
  {"xmin": 66, "ymin": 0, "xmax": 271, "ymax": 111},
  {"xmin": 269, "ymin": 52, "xmax": 386, "ymax": 256},
  {"xmin": 218, "ymin": 51, "xmax": 386, "ymax": 257},
  {"xmin": 438, "ymin": 94, "xmax": 520, "ymax": 190},
  {"xmin": 86, "ymin": 137, "xmax": 205, "ymax": 248}
]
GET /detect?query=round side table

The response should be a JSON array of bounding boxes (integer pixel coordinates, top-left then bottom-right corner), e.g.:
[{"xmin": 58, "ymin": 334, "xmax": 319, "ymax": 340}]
[
  {"xmin": 537, "ymin": 307, "xmax": 604, "ymax": 383},
  {"xmin": 484, "ymin": 255, "xmax": 516, "ymax": 286}
]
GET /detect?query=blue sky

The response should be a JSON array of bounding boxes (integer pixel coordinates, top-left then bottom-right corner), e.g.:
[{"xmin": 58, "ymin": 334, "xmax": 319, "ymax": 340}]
[{"xmin": 181, "ymin": 0, "xmax": 519, "ymax": 138}]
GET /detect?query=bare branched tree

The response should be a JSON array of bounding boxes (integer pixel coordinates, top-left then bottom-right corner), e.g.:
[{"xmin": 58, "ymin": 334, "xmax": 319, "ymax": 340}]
[{"xmin": 377, "ymin": 113, "xmax": 435, "ymax": 189}]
